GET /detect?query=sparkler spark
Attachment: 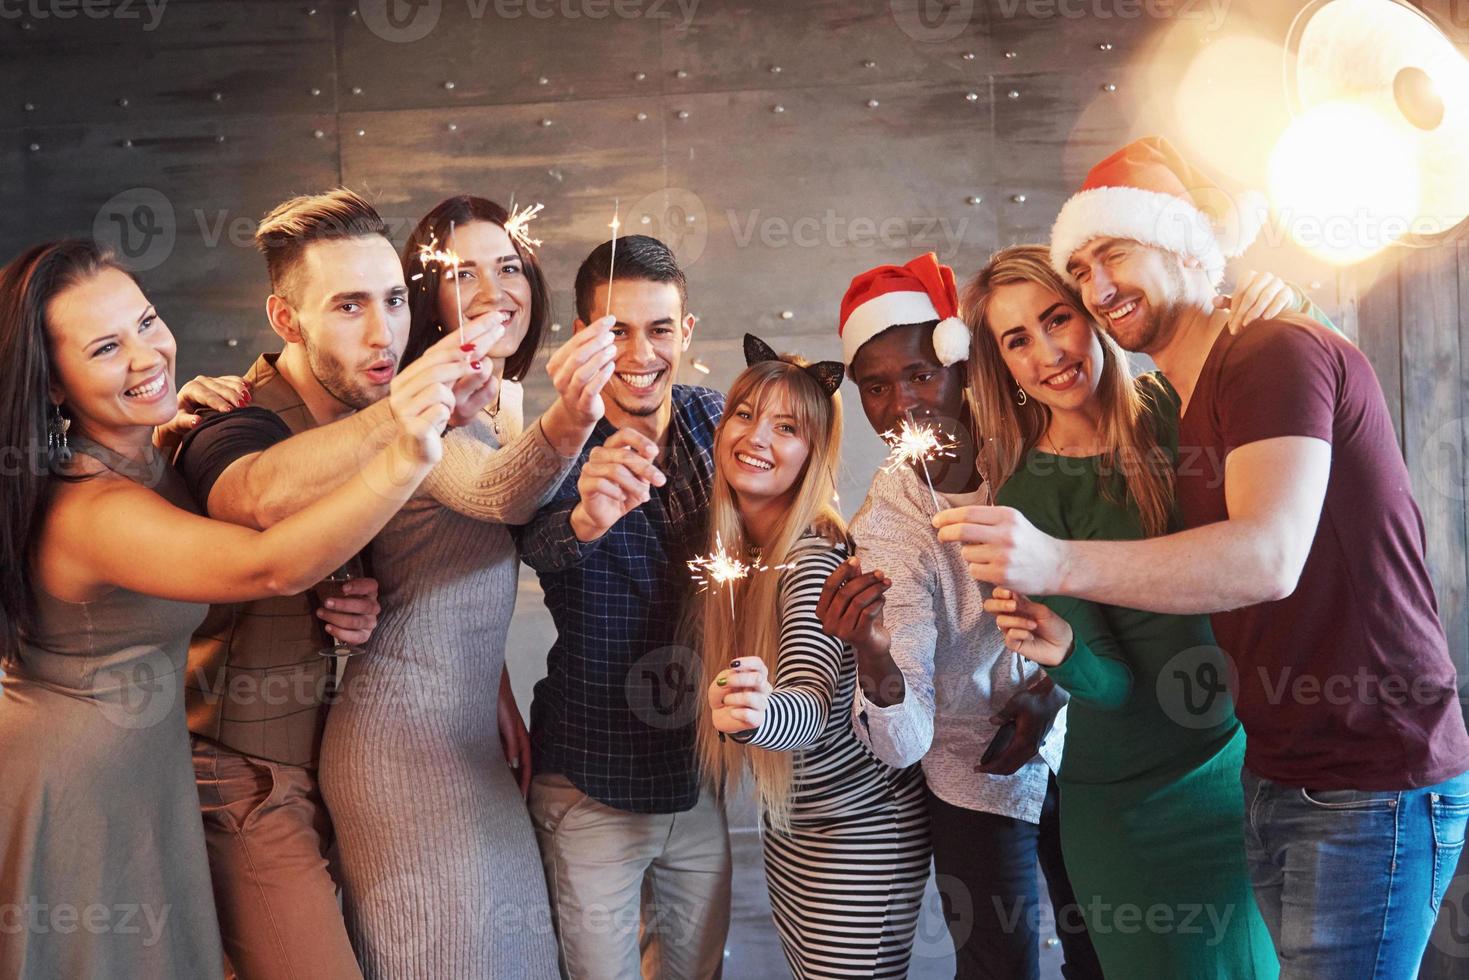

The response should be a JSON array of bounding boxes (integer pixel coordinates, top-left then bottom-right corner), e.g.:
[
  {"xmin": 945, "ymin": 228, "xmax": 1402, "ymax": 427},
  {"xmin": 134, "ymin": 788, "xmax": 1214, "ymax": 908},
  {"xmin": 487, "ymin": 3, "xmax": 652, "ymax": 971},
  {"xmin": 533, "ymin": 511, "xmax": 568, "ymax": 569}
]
[
  {"xmin": 688, "ymin": 533, "xmax": 788, "ymax": 619},
  {"xmin": 504, "ymin": 201, "xmax": 545, "ymax": 254},
  {"xmin": 416, "ymin": 227, "xmax": 468, "ymax": 346},
  {"xmin": 879, "ymin": 414, "xmax": 956, "ymax": 512}
]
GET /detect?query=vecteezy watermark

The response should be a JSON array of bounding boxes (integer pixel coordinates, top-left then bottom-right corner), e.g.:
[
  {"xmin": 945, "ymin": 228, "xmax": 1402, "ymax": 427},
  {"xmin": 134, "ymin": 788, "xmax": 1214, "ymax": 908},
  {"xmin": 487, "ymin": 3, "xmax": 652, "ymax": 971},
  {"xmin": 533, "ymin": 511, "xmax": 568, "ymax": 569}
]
[
  {"xmin": 989, "ymin": 0, "xmax": 1228, "ymax": 28},
  {"xmin": 726, "ymin": 209, "xmax": 971, "ymax": 261},
  {"xmin": 358, "ymin": 0, "xmax": 698, "ymax": 43},
  {"xmin": 629, "ymin": 188, "xmax": 710, "ymax": 269},
  {"xmin": 625, "ymin": 645, "xmax": 700, "ymax": 731},
  {"xmin": 996, "ymin": 895, "xmax": 1238, "ymax": 946},
  {"xmin": 1418, "ymin": 416, "xmax": 1467, "ymax": 504},
  {"xmin": 1156, "ymin": 645, "xmax": 1238, "ymax": 731},
  {"xmin": 1431, "ymin": 874, "xmax": 1469, "ymax": 959},
  {"xmin": 889, "ymin": 0, "xmax": 976, "ymax": 43},
  {"xmin": 0, "ymin": 900, "xmax": 171, "ymax": 946},
  {"xmin": 0, "ymin": 0, "xmax": 168, "ymax": 31},
  {"xmin": 93, "ymin": 189, "xmax": 177, "ymax": 274}
]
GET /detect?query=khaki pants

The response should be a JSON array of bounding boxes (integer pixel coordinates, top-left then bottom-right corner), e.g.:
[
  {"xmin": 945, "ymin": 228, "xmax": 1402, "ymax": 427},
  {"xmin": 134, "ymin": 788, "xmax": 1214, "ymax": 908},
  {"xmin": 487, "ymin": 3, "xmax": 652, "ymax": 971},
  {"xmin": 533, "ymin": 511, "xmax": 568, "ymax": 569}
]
[
  {"xmin": 529, "ymin": 774, "xmax": 731, "ymax": 980},
  {"xmin": 192, "ymin": 738, "xmax": 362, "ymax": 980}
]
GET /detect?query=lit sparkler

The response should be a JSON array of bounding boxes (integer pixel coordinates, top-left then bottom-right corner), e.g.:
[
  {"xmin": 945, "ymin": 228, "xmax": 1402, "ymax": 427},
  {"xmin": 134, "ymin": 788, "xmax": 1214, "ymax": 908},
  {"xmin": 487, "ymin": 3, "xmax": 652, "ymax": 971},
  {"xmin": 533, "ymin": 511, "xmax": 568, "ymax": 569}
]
[
  {"xmin": 604, "ymin": 198, "xmax": 620, "ymax": 319},
  {"xmin": 880, "ymin": 411, "xmax": 956, "ymax": 512},
  {"xmin": 415, "ymin": 229, "xmax": 467, "ymax": 346},
  {"xmin": 504, "ymin": 201, "xmax": 545, "ymax": 254}
]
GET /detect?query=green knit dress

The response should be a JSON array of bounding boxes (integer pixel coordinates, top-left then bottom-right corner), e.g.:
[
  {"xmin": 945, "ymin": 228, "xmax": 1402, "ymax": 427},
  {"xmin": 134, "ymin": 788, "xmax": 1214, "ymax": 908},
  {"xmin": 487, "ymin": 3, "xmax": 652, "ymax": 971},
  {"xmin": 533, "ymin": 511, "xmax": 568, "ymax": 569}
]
[{"xmin": 995, "ymin": 377, "xmax": 1278, "ymax": 979}]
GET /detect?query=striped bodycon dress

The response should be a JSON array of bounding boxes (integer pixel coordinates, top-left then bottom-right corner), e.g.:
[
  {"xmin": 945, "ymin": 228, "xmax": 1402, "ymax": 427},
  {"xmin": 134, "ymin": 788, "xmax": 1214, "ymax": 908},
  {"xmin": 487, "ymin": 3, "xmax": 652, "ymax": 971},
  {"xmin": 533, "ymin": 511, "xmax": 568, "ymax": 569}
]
[{"xmin": 740, "ymin": 534, "xmax": 931, "ymax": 978}]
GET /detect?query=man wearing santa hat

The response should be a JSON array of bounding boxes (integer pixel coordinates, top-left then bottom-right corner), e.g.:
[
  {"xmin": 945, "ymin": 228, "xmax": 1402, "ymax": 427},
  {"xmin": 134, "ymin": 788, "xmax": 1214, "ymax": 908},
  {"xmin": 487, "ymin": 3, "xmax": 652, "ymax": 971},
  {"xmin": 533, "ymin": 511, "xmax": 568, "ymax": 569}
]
[
  {"xmin": 935, "ymin": 137, "xmax": 1469, "ymax": 978},
  {"xmin": 816, "ymin": 253, "xmax": 1103, "ymax": 980}
]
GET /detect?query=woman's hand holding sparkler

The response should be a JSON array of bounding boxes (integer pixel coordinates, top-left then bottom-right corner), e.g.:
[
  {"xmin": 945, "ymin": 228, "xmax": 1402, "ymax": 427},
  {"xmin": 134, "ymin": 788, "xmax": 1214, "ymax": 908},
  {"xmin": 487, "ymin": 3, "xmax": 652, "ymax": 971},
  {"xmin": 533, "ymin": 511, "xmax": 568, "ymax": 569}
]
[
  {"xmin": 982, "ymin": 587, "xmax": 1074, "ymax": 668},
  {"xmin": 569, "ymin": 428, "xmax": 666, "ymax": 542},
  {"xmin": 709, "ymin": 656, "xmax": 772, "ymax": 734}
]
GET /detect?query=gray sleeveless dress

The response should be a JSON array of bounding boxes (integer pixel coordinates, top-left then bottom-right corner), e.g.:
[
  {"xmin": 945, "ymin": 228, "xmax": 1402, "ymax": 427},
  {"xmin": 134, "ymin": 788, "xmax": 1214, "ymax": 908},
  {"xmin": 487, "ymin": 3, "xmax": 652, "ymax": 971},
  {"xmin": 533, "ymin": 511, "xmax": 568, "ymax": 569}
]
[
  {"xmin": 0, "ymin": 456, "xmax": 223, "ymax": 978},
  {"xmin": 319, "ymin": 386, "xmax": 577, "ymax": 978}
]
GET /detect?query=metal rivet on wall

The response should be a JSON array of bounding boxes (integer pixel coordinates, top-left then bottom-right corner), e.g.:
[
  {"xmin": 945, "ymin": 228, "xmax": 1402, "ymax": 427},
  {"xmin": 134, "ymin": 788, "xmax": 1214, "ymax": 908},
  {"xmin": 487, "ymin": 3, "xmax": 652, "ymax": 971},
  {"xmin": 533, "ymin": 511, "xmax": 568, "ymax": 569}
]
[
  {"xmin": 214, "ymin": 134, "xmax": 226, "ymax": 143},
  {"xmin": 447, "ymin": 122, "xmax": 458, "ymax": 131},
  {"xmin": 1004, "ymin": 51, "xmax": 1017, "ymax": 59},
  {"xmin": 312, "ymin": 128, "xmax": 325, "ymax": 138},
  {"xmin": 356, "ymin": 128, "xmax": 366, "ymax": 137},
  {"xmin": 538, "ymin": 76, "xmax": 549, "ymax": 85},
  {"xmin": 1098, "ymin": 42, "xmax": 1114, "ymax": 51},
  {"xmin": 541, "ymin": 118, "xmax": 554, "ymax": 127},
  {"xmin": 352, "ymin": 86, "xmax": 363, "ymax": 95},
  {"xmin": 443, "ymin": 81, "xmax": 456, "ymax": 90},
  {"xmin": 769, "ymin": 65, "xmax": 782, "ymax": 74},
  {"xmin": 551, "ymin": 322, "xmax": 562, "ymax": 333},
  {"xmin": 1102, "ymin": 83, "xmax": 1117, "ymax": 93},
  {"xmin": 866, "ymin": 98, "xmax": 880, "ymax": 108},
  {"xmin": 307, "ymin": 6, "xmax": 318, "ymax": 14},
  {"xmin": 634, "ymin": 71, "xmax": 647, "ymax": 81},
  {"xmin": 1011, "ymin": 194, "xmax": 1027, "ymax": 203},
  {"xmin": 772, "ymin": 104, "xmax": 785, "ymax": 114},
  {"xmin": 118, "ymin": 98, "xmax": 130, "ymax": 107},
  {"xmin": 864, "ymin": 59, "xmax": 877, "ymax": 68},
  {"xmin": 121, "ymin": 139, "xmax": 133, "ymax": 147},
  {"xmin": 675, "ymin": 69, "xmax": 688, "ymax": 79},
  {"xmin": 24, "ymin": 102, "xmax": 35, "ymax": 111},
  {"xmin": 636, "ymin": 111, "xmax": 648, "ymax": 121},
  {"xmin": 641, "ymin": 215, "xmax": 652, "ymax": 224},
  {"xmin": 966, "ymin": 195, "xmax": 982, "ymax": 205},
  {"xmin": 961, "ymin": 52, "xmax": 975, "ymax": 61},
  {"xmin": 1007, "ymin": 89, "xmax": 1020, "ymax": 99},
  {"xmin": 677, "ymin": 110, "xmax": 690, "ymax": 119},
  {"xmin": 780, "ymin": 310, "xmax": 794, "ymax": 320},
  {"xmin": 227, "ymin": 338, "xmax": 240, "ymax": 348},
  {"xmin": 311, "ymin": 87, "xmax": 322, "ymax": 97},
  {"xmin": 965, "ymin": 92, "xmax": 979, "ymax": 102},
  {"xmin": 28, "ymin": 143, "xmax": 40, "ymax": 152},
  {"xmin": 1310, "ymin": 280, "xmax": 1322, "ymax": 290}
]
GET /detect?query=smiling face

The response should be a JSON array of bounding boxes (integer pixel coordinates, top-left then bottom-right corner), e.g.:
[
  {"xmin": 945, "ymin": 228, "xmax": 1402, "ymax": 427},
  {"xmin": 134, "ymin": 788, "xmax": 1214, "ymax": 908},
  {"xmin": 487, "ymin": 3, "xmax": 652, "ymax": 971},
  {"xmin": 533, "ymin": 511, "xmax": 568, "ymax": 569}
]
[
  {"xmin": 1065, "ymin": 237, "xmax": 1192, "ymax": 355},
  {"xmin": 585, "ymin": 278, "xmax": 693, "ymax": 419},
  {"xmin": 984, "ymin": 279, "xmax": 1105, "ymax": 414},
  {"xmin": 45, "ymin": 266, "xmax": 179, "ymax": 436},
  {"xmin": 285, "ymin": 235, "xmax": 410, "ymax": 411},
  {"xmin": 717, "ymin": 381, "xmax": 812, "ymax": 509},
  {"xmin": 438, "ymin": 220, "xmax": 532, "ymax": 361}
]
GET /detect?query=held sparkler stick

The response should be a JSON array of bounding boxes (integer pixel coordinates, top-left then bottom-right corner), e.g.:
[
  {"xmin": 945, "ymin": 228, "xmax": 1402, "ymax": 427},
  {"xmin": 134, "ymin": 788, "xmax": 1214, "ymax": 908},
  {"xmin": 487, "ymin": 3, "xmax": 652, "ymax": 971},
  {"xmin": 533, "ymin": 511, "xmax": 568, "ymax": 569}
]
[
  {"xmin": 880, "ymin": 411, "xmax": 957, "ymax": 514},
  {"xmin": 604, "ymin": 199, "xmax": 621, "ymax": 319}
]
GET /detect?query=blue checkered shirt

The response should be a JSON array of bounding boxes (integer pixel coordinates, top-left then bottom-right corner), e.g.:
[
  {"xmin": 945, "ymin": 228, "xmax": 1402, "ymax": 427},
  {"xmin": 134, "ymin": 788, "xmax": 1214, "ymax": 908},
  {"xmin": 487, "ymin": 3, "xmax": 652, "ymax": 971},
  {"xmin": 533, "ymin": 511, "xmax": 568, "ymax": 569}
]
[{"xmin": 514, "ymin": 385, "xmax": 724, "ymax": 813}]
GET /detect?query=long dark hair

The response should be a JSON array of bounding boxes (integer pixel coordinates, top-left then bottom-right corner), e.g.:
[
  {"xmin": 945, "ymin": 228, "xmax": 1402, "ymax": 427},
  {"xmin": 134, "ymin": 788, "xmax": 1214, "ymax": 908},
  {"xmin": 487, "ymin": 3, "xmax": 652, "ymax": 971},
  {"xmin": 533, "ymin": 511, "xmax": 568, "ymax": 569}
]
[
  {"xmin": 0, "ymin": 239, "xmax": 132, "ymax": 657},
  {"xmin": 400, "ymin": 196, "xmax": 550, "ymax": 381}
]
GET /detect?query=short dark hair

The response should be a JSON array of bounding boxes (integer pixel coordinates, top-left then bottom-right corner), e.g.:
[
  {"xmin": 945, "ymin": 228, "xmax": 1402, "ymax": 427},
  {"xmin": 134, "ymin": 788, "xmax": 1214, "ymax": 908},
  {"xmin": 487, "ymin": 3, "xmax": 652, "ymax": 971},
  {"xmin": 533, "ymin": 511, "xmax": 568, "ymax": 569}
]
[
  {"xmin": 399, "ymin": 195, "xmax": 551, "ymax": 382},
  {"xmin": 254, "ymin": 188, "xmax": 389, "ymax": 304},
  {"xmin": 574, "ymin": 234, "xmax": 687, "ymax": 324}
]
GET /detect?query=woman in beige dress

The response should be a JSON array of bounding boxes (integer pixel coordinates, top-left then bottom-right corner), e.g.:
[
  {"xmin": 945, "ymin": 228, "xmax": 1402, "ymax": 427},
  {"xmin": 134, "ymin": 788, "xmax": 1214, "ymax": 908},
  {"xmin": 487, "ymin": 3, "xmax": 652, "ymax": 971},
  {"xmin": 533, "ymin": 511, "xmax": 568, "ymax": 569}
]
[{"xmin": 0, "ymin": 239, "xmax": 482, "ymax": 979}]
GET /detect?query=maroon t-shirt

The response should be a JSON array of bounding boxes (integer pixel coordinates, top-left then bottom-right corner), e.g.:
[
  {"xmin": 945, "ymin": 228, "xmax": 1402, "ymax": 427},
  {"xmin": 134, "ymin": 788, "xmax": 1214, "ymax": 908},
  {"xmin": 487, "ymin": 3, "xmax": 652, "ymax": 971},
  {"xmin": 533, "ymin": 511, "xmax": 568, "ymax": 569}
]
[{"xmin": 1174, "ymin": 316, "xmax": 1469, "ymax": 790}]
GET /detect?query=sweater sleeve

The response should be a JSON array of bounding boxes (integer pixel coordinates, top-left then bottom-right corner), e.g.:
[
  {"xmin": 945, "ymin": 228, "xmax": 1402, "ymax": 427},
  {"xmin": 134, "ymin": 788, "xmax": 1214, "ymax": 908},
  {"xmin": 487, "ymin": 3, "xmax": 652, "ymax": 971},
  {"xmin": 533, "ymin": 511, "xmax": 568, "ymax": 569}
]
[
  {"xmin": 422, "ymin": 408, "xmax": 580, "ymax": 526},
  {"xmin": 744, "ymin": 546, "xmax": 849, "ymax": 753}
]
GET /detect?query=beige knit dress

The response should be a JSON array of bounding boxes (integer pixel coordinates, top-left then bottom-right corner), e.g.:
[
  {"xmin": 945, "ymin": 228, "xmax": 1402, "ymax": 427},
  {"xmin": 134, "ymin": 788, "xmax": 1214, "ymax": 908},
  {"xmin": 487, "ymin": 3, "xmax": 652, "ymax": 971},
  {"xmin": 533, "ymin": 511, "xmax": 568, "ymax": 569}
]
[{"xmin": 318, "ymin": 383, "xmax": 577, "ymax": 978}]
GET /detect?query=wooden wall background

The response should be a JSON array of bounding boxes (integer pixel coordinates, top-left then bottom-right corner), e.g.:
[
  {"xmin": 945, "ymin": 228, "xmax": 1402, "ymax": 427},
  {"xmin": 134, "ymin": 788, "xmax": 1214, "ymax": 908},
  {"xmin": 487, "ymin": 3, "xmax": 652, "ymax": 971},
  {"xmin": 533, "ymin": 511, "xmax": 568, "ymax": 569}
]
[{"xmin": 2, "ymin": 0, "xmax": 1465, "ymax": 974}]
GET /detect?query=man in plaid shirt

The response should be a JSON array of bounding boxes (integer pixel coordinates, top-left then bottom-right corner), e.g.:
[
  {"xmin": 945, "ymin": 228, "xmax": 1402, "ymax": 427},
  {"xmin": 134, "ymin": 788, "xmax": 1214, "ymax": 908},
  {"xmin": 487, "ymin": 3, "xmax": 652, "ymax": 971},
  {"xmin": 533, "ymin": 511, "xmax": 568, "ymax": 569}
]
[{"xmin": 516, "ymin": 235, "xmax": 730, "ymax": 979}]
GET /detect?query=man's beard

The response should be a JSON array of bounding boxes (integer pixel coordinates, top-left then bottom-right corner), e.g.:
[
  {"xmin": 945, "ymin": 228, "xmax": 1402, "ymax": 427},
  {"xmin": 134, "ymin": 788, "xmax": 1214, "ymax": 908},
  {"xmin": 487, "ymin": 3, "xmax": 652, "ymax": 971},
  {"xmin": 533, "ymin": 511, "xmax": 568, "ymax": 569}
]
[
  {"xmin": 303, "ymin": 336, "xmax": 388, "ymax": 411},
  {"xmin": 610, "ymin": 391, "xmax": 662, "ymax": 417}
]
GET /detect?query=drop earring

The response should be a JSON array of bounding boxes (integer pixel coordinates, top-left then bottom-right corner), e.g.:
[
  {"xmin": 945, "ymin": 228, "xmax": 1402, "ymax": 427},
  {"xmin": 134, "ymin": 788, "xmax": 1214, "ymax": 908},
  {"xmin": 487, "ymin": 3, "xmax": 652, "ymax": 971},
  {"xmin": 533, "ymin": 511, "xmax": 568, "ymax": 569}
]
[
  {"xmin": 48, "ymin": 403, "xmax": 72, "ymax": 465},
  {"xmin": 1014, "ymin": 385, "xmax": 1028, "ymax": 406}
]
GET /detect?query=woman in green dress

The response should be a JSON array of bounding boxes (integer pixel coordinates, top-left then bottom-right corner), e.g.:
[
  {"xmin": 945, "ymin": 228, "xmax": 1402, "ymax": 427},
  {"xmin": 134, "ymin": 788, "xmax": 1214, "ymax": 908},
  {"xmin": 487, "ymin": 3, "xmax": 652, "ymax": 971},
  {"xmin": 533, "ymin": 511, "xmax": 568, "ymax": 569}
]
[{"xmin": 955, "ymin": 245, "xmax": 1312, "ymax": 978}]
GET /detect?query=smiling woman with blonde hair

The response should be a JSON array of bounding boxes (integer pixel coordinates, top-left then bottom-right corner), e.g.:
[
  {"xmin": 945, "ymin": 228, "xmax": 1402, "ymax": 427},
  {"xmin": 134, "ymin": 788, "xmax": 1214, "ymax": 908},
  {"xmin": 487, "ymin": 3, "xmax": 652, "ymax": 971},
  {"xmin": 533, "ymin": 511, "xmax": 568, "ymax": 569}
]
[{"xmin": 700, "ymin": 334, "xmax": 929, "ymax": 979}]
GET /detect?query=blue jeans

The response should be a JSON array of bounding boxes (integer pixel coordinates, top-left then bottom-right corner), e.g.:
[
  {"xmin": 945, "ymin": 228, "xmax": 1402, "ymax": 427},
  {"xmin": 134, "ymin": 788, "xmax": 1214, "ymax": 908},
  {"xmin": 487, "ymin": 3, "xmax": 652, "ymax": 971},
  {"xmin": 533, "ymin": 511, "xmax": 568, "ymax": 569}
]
[{"xmin": 1242, "ymin": 767, "xmax": 1469, "ymax": 979}]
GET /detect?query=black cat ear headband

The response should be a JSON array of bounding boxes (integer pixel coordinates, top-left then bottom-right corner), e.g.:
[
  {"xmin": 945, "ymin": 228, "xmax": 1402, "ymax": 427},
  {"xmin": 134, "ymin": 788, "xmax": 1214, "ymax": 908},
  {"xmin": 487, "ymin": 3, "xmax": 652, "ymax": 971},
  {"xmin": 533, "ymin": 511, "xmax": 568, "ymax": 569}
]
[{"xmin": 742, "ymin": 333, "xmax": 844, "ymax": 397}]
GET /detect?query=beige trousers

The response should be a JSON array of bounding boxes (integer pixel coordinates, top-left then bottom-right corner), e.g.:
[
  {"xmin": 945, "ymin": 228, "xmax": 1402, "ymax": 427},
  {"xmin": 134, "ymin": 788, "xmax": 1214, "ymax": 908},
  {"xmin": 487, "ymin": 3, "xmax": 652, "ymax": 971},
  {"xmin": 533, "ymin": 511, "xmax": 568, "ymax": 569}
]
[
  {"xmin": 528, "ymin": 774, "xmax": 731, "ymax": 980},
  {"xmin": 192, "ymin": 738, "xmax": 362, "ymax": 980}
]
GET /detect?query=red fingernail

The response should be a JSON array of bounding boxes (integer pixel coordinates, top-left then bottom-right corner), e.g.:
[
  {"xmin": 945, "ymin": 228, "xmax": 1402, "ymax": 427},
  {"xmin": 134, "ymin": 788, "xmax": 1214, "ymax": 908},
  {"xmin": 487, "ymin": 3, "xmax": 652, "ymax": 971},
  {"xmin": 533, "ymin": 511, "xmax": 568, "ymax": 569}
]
[
  {"xmin": 470, "ymin": 361, "xmax": 482, "ymax": 370},
  {"xmin": 460, "ymin": 344, "xmax": 476, "ymax": 352},
  {"xmin": 242, "ymin": 391, "xmax": 251, "ymax": 404}
]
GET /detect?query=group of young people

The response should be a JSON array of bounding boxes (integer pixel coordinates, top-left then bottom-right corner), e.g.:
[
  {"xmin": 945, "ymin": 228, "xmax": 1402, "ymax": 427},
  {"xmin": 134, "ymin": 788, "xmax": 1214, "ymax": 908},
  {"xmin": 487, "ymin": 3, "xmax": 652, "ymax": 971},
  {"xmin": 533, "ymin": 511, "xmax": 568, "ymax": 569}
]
[{"xmin": 0, "ymin": 134, "xmax": 1464, "ymax": 980}]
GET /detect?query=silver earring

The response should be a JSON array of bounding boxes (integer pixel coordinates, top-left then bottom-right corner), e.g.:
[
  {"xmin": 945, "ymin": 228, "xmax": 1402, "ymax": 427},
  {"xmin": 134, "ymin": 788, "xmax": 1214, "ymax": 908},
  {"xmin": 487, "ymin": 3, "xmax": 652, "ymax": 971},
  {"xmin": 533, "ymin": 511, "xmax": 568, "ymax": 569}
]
[
  {"xmin": 48, "ymin": 403, "xmax": 72, "ymax": 464},
  {"xmin": 1014, "ymin": 385, "xmax": 1028, "ymax": 406}
]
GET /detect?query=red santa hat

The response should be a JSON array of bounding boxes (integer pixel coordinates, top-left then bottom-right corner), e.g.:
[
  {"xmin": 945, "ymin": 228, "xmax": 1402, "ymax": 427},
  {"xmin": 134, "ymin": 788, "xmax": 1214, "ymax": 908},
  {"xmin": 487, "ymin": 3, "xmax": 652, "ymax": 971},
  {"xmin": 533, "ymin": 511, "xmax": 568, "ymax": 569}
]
[
  {"xmin": 1049, "ymin": 136, "xmax": 1268, "ymax": 287},
  {"xmin": 838, "ymin": 253, "xmax": 969, "ymax": 366}
]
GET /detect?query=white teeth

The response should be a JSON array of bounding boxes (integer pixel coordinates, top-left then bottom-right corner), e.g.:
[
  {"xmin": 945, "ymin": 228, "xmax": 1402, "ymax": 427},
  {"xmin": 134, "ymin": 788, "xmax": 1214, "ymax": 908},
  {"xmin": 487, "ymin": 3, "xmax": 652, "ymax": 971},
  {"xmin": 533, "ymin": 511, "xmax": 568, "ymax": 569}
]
[
  {"xmin": 125, "ymin": 376, "xmax": 166, "ymax": 398},
  {"xmin": 736, "ymin": 452, "xmax": 773, "ymax": 470},
  {"xmin": 1044, "ymin": 367, "xmax": 1079, "ymax": 388},
  {"xmin": 1106, "ymin": 301, "xmax": 1137, "ymax": 321},
  {"xmin": 618, "ymin": 372, "xmax": 660, "ymax": 388}
]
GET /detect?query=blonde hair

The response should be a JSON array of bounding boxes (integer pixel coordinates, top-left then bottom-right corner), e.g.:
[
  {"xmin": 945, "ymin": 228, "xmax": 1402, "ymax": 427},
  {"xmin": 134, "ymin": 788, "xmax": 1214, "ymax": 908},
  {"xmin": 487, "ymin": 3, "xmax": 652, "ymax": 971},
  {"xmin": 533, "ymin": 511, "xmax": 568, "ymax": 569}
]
[
  {"xmin": 961, "ymin": 244, "xmax": 1175, "ymax": 537},
  {"xmin": 694, "ymin": 356, "xmax": 845, "ymax": 832}
]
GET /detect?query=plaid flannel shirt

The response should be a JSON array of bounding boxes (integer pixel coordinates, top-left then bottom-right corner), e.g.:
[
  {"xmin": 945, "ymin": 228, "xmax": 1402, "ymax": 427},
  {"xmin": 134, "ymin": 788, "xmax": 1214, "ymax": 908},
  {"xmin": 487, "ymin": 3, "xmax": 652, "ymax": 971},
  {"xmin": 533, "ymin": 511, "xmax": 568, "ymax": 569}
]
[{"xmin": 514, "ymin": 385, "xmax": 724, "ymax": 813}]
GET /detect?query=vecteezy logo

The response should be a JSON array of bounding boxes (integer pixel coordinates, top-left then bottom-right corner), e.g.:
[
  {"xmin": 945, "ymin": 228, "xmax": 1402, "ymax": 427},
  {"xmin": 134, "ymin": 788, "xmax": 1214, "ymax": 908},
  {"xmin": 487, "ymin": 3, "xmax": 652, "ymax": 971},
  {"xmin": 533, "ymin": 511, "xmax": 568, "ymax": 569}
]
[
  {"xmin": 359, "ymin": 0, "xmax": 442, "ymax": 43},
  {"xmin": 890, "ymin": 0, "xmax": 975, "ymax": 43},
  {"xmin": 1156, "ymin": 645, "xmax": 1237, "ymax": 730},
  {"xmin": 1431, "ymin": 874, "xmax": 1469, "ymax": 958},
  {"xmin": 96, "ymin": 651, "xmax": 179, "ymax": 732},
  {"xmin": 625, "ymin": 645, "xmax": 701, "ymax": 730},
  {"xmin": 629, "ymin": 188, "xmax": 709, "ymax": 268},
  {"xmin": 92, "ymin": 188, "xmax": 176, "ymax": 273}
]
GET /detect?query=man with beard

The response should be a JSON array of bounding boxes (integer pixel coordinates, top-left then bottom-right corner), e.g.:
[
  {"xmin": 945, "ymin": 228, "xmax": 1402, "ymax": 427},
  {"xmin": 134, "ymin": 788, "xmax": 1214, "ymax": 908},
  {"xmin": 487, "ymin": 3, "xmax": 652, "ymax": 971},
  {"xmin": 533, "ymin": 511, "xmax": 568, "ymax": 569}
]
[
  {"xmin": 514, "ymin": 235, "xmax": 732, "ymax": 979},
  {"xmin": 814, "ymin": 254, "xmax": 1100, "ymax": 980},
  {"xmin": 175, "ymin": 189, "xmax": 499, "ymax": 978},
  {"xmin": 935, "ymin": 137, "xmax": 1469, "ymax": 978}
]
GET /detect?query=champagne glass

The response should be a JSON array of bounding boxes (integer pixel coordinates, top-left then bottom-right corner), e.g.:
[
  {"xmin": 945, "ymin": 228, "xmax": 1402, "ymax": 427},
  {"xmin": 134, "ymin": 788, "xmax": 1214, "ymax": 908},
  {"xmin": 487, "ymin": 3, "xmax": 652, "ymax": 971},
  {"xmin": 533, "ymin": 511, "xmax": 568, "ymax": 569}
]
[{"xmin": 314, "ymin": 554, "xmax": 367, "ymax": 659}]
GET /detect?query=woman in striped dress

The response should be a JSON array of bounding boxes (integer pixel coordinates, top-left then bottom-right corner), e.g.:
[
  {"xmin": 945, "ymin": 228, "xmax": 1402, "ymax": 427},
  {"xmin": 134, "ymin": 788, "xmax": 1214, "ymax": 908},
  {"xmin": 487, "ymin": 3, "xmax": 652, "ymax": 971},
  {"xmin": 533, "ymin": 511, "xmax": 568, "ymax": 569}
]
[{"xmin": 699, "ymin": 335, "xmax": 930, "ymax": 979}]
